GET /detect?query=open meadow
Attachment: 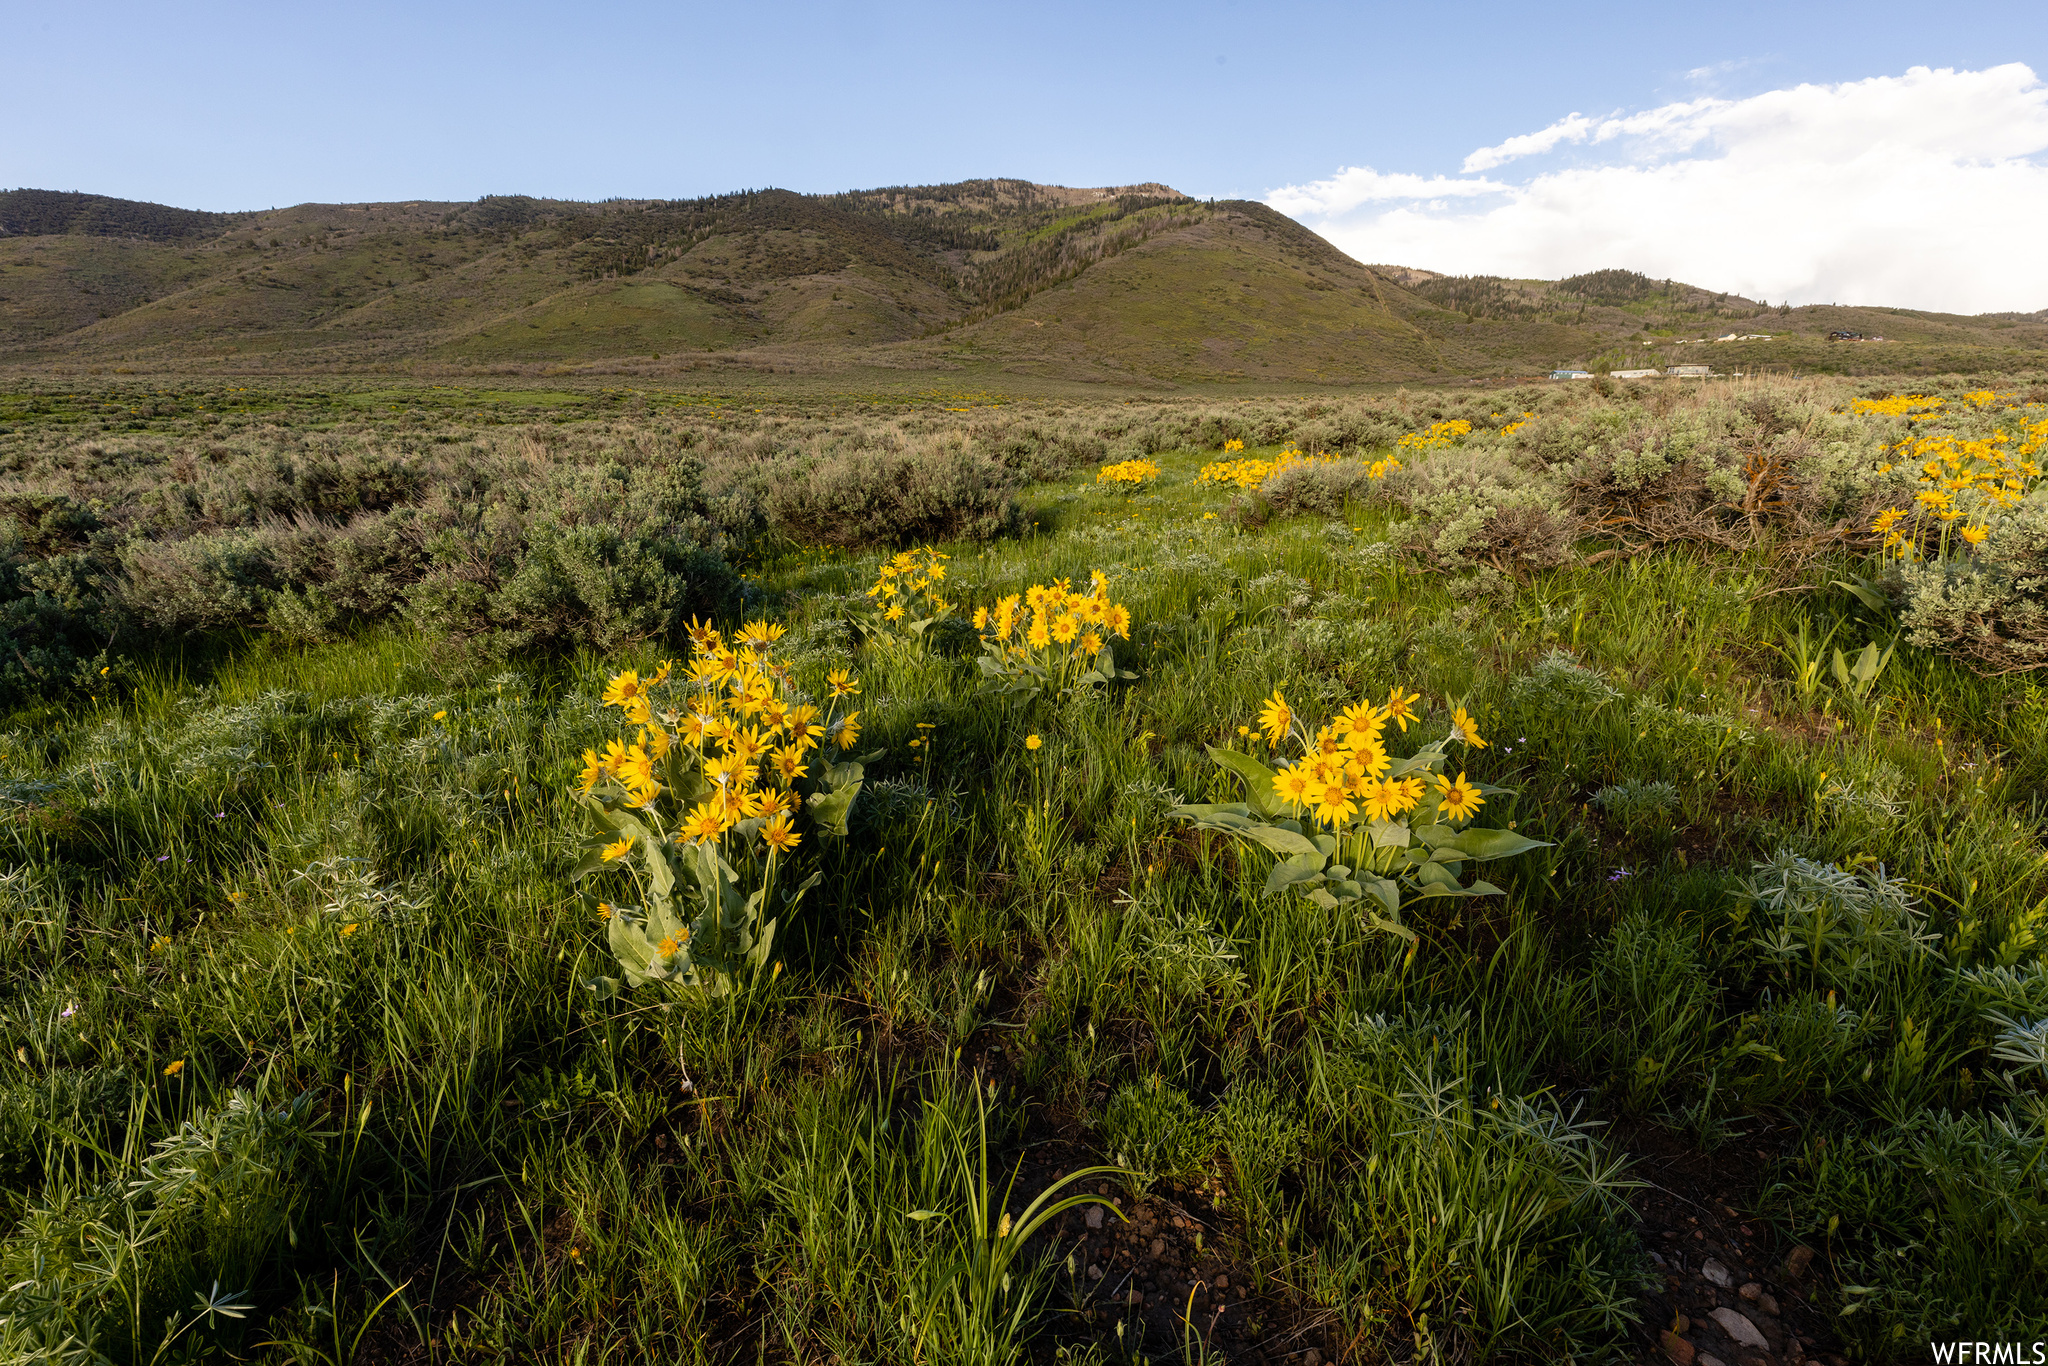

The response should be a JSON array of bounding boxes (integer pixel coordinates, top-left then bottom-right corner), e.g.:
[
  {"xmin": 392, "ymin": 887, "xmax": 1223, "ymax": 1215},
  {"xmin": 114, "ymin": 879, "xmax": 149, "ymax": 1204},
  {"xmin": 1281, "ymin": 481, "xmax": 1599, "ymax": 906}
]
[{"xmin": 0, "ymin": 370, "xmax": 2044, "ymax": 1364}]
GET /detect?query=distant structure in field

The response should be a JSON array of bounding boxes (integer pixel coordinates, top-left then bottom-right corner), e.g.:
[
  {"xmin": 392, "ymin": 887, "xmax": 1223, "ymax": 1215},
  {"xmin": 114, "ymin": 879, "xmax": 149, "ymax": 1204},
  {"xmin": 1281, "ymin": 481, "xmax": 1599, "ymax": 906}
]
[
  {"xmin": 1609, "ymin": 368, "xmax": 1662, "ymax": 379},
  {"xmin": 1550, "ymin": 368, "xmax": 1593, "ymax": 379},
  {"xmin": 1668, "ymin": 364, "xmax": 1713, "ymax": 377},
  {"xmin": 1828, "ymin": 329, "xmax": 1889, "ymax": 341},
  {"xmin": 1714, "ymin": 333, "xmax": 1775, "ymax": 341}
]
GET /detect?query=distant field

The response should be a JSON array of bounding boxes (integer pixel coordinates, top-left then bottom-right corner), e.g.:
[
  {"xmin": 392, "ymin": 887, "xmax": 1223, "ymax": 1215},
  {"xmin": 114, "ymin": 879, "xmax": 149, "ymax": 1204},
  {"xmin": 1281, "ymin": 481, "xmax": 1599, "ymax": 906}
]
[{"xmin": 0, "ymin": 370, "xmax": 2044, "ymax": 1364}]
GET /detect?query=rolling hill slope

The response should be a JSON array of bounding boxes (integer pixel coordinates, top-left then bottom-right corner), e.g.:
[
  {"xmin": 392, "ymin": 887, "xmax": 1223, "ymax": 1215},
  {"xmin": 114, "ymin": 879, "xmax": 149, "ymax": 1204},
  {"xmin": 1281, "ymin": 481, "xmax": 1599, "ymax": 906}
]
[{"xmin": 4, "ymin": 183, "xmax": 2045, "ymax": 382}]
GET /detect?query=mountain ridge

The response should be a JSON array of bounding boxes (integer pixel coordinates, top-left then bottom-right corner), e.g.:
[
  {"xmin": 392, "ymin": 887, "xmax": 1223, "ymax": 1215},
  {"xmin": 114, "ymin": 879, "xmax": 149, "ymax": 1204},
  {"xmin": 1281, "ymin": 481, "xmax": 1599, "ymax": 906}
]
[{"xmin": 3, "ymin": 182, "xmax": 2044, "ymax": 382}]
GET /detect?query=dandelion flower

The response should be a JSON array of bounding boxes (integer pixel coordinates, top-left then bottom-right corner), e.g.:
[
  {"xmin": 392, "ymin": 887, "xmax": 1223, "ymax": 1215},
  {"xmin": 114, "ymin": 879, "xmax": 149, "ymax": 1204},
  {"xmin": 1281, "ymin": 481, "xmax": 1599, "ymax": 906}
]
[
  {"xmin": 600, "ymin": 836, "xmax": 634, "ymax": 862},
  {"xmin": 164, "ymin": 1059, "xmax": 186, "ymax": 1077},
  {"xmin": 1025, "ymin": 734, "xmax": 1042, "ymax": 750}
]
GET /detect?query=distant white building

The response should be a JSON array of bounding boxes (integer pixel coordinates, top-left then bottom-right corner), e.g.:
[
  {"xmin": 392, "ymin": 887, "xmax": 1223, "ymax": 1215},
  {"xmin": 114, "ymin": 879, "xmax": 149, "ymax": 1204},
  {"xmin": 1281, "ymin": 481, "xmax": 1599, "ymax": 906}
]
[
  {"xmin": 1550, "ymin": 369, "xmax": 1593, "ymax": 380},
  {"xmin": 1609, "ymin": 368, "xmax": 1662, "ymax": 379},
  {"xmin": 1668, "ymin": 364, "xmax": 1712, "ymax": 377}
]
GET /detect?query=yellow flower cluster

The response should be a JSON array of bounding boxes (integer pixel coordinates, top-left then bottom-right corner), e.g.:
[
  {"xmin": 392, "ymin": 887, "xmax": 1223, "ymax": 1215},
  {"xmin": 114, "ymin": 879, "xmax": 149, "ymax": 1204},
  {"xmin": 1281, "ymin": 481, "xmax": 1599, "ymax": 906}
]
[
  {"xmin": 1396, "ymin": 420, "xmax": 1474, "ymax": 451},
  {"xmin": 866, "ymin": 547, "xmax": 951, "ymax": 627},
  {"xmin": 579, "ymin": 619, "xmax": 863, "ymax": 853},
  {"xmin": 1249, "ymin": 686, "xmax": 1486, "ymax": 829},
  {"xmin": 1222, "ymin": 438, "xmax": 1246, "ymax": 453},
  {"xmin": 1096, "ymin": 458, "xmax": 1161, "ymax": 486},
  {"xmin": 975, "ymin": 573, "xmax": 1132, "ymax": 662},
  {"xmin": 1869, "ymin": 429, "xmax": 2042, "ymax": 559},
  {"xmin": 1851, "ymin": 394, "xmax": 1946, "ymax": 421},
  {"xmin": 1196, "ymin": 445, "xmax": 1339, "ymax": 491}
]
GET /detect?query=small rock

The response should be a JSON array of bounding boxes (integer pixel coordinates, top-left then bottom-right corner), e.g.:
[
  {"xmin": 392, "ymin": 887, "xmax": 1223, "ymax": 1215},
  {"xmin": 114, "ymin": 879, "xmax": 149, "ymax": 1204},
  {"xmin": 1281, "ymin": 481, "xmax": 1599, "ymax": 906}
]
[
  {"xmin": 1698, "ymin": 1356, "xmax": 1728, "ymax": 1366},
  {"xmin": 1085, "ymin": 1207, "xmax": 1103, "ymax": 1230},
  {"xmin": 1304, "ymin": 1352, "xmax": 1322, "ymax": 1366},
  {"xmin": 1659, "ymin": 1329, "xmax": 1696, "ymax": 1365},
  {"xmin": 1087, "ymin": 1263, "xmax": 1104, "ymax": 1281},
  {"xmin": 1738, "ymin": 1282, "xmax": 1762, "ymax": 1302},
  {"xmin": 1128, "ymin": 1288, "xmax": 1144, "ymax": 1307},
  {"xmin": 1783, "ymin": 1245, "xmax": 1816, "ymax": 1280},
  {"xmin": 1649, "ymin": 1250, "xmax": 1667, "ymax": 1268},
  {"xmin": 1702, "ymin": 1258, "xmax": 1734, "ymax": 1288},
  {"xmin": 1214, "ymin": 1274, "xmax": 1229, "ymax": 1290},
  {"xmin": 1710, "ymin": 1307, "xmax": 1769, "ymax": 1350},
  {"xmin": 1149, "ymin": 1237, "xmax": 1166, "ymax": 1257},
  {"xmin": 1758, "ymin": 1293, "xmax": 1779, "ymax": 1317}
]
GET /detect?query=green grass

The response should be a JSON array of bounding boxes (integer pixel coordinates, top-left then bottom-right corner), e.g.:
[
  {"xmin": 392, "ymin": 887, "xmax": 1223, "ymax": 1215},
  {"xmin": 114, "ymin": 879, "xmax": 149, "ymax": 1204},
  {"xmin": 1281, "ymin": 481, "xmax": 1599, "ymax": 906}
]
[{"xmin": 0, "ymin": 402, "xmax": 2044, "ymax": 1364}]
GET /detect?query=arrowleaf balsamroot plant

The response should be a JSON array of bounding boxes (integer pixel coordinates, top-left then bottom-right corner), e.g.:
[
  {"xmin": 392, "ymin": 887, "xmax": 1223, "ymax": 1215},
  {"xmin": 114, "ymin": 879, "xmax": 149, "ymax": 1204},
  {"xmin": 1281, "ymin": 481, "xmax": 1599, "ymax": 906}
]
[
  {"xmin": 1171, "ymin": 687, "xmax": 1547, "ymax": 942},
  {"xmin": 573, "ymin": 618, "xmax": 873, "ymax": 997}
]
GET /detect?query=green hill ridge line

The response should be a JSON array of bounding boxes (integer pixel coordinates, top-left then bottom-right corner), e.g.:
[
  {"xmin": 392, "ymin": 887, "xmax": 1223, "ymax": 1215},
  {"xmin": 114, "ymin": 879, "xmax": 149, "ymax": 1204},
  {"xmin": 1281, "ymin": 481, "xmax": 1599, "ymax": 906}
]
[{"xmin": 3, "ymin": 181, "xmax": 2044, "ymax": 382}]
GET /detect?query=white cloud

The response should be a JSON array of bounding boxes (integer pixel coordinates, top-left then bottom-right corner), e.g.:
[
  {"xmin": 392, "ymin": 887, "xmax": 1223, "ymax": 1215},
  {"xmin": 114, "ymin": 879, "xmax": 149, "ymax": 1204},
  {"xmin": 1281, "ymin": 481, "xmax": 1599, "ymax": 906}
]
[
  {"xmin": 1268, "ymin": 65, "xmax": 2048, "ymax": 314},
  {"xmin": 1462, "ymin": 113, "xmax": 1600, "ymax": 172},
  {"xmin": 1265, "ymin": 166, "xmax": 1511, "ymax": 215}
]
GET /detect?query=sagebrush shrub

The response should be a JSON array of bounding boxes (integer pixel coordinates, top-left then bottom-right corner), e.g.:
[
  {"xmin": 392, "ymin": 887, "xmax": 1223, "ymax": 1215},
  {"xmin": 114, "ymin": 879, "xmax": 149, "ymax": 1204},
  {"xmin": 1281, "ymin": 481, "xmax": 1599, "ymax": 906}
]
[{"xmin": 765, "ymin": 437, "xmax": 1019, "ymax": 548}]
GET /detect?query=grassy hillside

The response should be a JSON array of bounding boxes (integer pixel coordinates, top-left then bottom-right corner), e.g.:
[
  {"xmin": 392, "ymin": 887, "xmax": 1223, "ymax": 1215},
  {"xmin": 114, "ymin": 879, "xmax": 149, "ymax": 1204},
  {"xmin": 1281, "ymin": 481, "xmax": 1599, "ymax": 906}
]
[{"xmin": 4, "ymin": 184, "xmax": 2048, "ymax": 383}]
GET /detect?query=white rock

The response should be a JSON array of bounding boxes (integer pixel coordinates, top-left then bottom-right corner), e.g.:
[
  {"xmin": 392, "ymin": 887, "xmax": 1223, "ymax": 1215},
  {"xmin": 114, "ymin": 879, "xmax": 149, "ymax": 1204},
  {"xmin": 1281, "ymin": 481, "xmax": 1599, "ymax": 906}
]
[
  {"xmin": 1084, "ymin": 1206, "xmax": 1103, "ymax": 1230},
  {"xmin": 1711, "ymin": 1307, "xmax": 1769, "ymax": 1349},
  {"xmin": 1701, "ymin": 1257, "xmax": 1734, "ymax": 1288},
  {"xmin": 1698, "ymin": 1355, "xmax": 1728, "ymax": 1366}
]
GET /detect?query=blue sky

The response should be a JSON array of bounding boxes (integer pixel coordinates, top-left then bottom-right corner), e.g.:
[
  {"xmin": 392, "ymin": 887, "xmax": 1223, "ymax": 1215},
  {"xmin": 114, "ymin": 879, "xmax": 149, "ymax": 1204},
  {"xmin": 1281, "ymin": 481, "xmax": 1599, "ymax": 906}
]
[
  {"xmin": 6, "ymin": 1, "xmax": 2048, "ymax": 307},
  {"xmin": 3, "ymin": 0, "xmax": 2038, "ymax": 209}
]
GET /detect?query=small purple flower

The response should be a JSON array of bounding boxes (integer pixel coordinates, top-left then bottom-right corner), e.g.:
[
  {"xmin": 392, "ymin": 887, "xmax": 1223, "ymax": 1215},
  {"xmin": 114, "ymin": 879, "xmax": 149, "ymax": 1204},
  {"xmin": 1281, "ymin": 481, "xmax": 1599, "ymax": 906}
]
[
  {"xmin": 156, "ymin": 854, "xmax": 170, "ymax": 862},
  {"xmin": 1609, "ymin": 867, "xmax": 1630, "ymax": 882},
  {"xmin": 59, "ymin": 1003, "xmax": 75, "ymax": 1019}
]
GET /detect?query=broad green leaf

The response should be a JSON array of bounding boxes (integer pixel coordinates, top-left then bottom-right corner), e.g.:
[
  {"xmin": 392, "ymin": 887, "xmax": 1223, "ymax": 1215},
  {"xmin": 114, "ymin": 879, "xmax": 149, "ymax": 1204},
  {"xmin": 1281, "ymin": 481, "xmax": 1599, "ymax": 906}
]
[
  {"xmin": 1368, "ymin": 818, "xmax": 1411, "ymax": 849},
  {"xmin": 1442, "ymin": 828, "xmax": 1550, "ymax": 861},
  {"xmin": 1415, "ymin": 861, "xmax": 1459, "ymax": 888},
  {"xmin": 1240, "ymin": 823, "xmax": 1322, "ymax": 856},
  {"xmin": 1386, "ymin": 751, "xmax": 1440, "ymax": 779},
  {"xmin": 1265, "ymin": 852, "xmax": 1330, "ymax": 895},
  {"xmin": 1364, "ymin": 877, "xmax": 1402, "ymax": 920},
  {"xmin": 809, "ymin": 780, "xmax": 862, "ymax": 837},
  {"xmin": 1205, "ymin": 746, "xmax": 1288, "ymax": 818}
]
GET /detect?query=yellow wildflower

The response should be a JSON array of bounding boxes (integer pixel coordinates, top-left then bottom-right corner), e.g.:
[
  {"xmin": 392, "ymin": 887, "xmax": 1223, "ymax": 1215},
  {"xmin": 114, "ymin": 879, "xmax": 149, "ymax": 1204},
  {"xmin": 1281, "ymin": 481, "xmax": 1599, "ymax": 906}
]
[{"xmin": 1437, "ymin": 772, "xmax": 1484, "ymax": 822}]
